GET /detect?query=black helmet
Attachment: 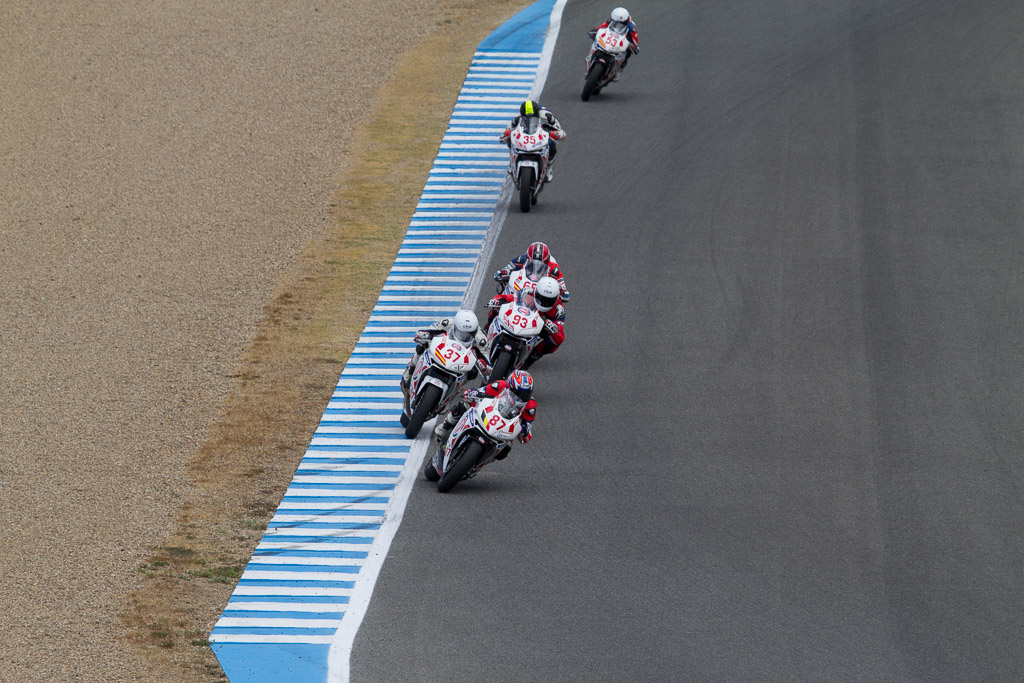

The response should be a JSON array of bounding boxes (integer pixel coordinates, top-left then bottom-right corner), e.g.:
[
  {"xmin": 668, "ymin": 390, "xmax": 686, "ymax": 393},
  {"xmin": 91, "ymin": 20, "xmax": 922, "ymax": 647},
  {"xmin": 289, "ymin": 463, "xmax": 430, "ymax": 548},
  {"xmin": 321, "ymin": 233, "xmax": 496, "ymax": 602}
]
[{"xmin": 520, "ymin": 100, "xmax": 541, "ymax": 117}]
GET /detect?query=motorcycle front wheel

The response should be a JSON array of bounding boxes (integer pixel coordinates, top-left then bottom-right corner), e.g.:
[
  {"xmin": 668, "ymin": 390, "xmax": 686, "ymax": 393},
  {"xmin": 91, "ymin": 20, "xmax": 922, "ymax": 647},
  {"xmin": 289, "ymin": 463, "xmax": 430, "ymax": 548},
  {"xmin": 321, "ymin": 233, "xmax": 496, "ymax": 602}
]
[
  {"xmin": 405, "ymin": 383, "xmax": 442, "ymax": 438},
  {"xmin": 581, "ymin": 63, "xmax": 604, "ymax": 101},
  {"xmin": 518, "ymin": 166, "xmax": 535, "ymax": 213},
  {"xmin": 488, "ymin": 348, "xmax": 516, "ymax": 382},
  {"xmin": 437, "ymin": 441, "xmax": 484, "ymax": 493}
]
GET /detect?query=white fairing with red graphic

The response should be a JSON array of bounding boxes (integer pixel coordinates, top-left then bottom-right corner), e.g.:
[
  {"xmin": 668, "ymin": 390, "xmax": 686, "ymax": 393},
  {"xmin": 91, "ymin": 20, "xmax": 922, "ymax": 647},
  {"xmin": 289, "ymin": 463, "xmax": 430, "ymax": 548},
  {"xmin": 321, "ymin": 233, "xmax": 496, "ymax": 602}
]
[
  {"xmin": 593, "ymin": 26, "xmax": 629, "ymax": 55},
  {"xmin": 508, "ymin": 117, "xmax": 552, "ymax": 212},
  {"xmin": 400, "ymin": 333, "xmax": 476, "ymax": 438},
  {"xmin": 485, "ymin": 297, "xmax": 544, "ymax": 382},
  {"xmin": 426, "ymin": 389, "xmax": 524, "ymax": 492},
  {"xmin": 582, "ymin": 23, "xmax": 631, "ymax": 101},
  {"xmin": 501, "ymin": 260, "xmax": 549, "ymax": 298}
]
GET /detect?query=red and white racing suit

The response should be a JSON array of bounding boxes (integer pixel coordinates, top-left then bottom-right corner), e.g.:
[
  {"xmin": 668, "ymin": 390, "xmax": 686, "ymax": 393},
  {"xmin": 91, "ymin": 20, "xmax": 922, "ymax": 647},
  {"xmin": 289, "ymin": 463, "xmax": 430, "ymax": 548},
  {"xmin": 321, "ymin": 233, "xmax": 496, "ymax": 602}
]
[{"xmin": 434, "ymin": 380, "xmax": 537, "ymax": 451}]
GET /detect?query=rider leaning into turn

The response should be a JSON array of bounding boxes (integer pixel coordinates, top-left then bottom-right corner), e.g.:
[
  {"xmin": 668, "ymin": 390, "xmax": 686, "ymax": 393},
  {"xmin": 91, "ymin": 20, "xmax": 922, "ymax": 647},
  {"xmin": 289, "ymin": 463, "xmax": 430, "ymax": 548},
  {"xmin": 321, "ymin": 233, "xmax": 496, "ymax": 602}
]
[
  {"xmin": 590, "ymin": 7, "xmax": 639, "ymax": 78},
  {"xmin": 434, "ymin": 370, "xmax": 538, "ymax": 456},
  {"xmin": 400, "ymin": 309, "xmax": 491, "ymax": 392},
  {"xmin": 493, "ymin": 241, "xmax": 571, "ymax": 302},
  {"xmin": 487, "ymin": 276, "xmax": 565, "ymax": 369},
  {"xmin": 499, "ymin": 100, "xmax": 566, "ymax": 183}
]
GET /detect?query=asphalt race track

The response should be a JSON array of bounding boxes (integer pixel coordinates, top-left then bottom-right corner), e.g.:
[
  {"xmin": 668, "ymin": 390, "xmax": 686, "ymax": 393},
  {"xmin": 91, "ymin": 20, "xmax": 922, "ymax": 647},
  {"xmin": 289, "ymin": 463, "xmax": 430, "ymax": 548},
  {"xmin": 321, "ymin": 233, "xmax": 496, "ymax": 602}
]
[{"xmin": 351, "ymin": 0, "xmax": 1024, "ymax": 679}]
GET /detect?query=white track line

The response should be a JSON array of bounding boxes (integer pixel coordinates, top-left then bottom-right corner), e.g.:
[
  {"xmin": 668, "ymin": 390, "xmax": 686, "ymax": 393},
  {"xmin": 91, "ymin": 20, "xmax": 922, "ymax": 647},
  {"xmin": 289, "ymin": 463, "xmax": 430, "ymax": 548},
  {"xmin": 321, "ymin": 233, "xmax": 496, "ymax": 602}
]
[{"xmin": 326, "ymin": 2, "xmax": 568, "ymax": 682}]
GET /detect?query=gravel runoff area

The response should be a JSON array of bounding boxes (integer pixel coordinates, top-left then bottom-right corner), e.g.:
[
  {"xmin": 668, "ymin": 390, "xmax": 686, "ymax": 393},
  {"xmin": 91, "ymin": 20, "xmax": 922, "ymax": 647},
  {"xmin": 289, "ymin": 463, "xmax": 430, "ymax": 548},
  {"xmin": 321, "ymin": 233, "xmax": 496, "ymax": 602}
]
[{"xmin": 0, "ymin": 1, "xmax": 440, "ymax": 679}]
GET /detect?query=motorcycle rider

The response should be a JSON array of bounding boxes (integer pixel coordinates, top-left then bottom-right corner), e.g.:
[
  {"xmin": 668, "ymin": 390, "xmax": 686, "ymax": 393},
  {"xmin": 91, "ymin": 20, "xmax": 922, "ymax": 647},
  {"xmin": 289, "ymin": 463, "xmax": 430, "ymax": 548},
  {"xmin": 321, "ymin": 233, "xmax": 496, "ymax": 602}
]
[
  {"xmin": 590, "ymin": 7, "xmax": 639, "ymax": 80},
  {"xmin": 492, "ymin": 241, "xmax": 571, "ymax": 302},
  {"xmin": 433, "ymin": 369, "xmax": 537, "ymax": 457},
  {"xmin": 400, "ymin": 309, "xmax": 491, "ymax": 393},
  {"xmin": 499, "ymin": 100, "xmax": 566, "ymax": 183},
  {"xmin": 486, "ymin": 276, "xmax": 565, "ymax": 368}
]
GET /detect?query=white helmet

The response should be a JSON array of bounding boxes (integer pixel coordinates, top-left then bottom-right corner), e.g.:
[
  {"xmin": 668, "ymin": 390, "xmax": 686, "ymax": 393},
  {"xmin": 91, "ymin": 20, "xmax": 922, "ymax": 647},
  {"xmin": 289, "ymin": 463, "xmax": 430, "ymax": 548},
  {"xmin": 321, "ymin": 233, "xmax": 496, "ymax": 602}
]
[
  {"xmin": 535, "ymin": 277, "xmax": 560, "ymax": 312},
  {"xmin": 451, "ymin": 309, "xmax": 479, "ymax": 345},
  {"xmin": 611, "ymin": 7, "xmax": 630, "ymax": 24}
]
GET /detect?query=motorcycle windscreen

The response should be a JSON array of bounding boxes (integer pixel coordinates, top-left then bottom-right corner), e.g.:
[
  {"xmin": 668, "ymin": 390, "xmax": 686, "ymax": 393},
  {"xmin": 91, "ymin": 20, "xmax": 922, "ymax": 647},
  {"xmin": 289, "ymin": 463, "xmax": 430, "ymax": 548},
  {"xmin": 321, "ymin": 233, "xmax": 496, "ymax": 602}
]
[
  {"xmin": 518, "ymin": 116, "xmax": 543, "ymax": 135},
  {"xmin": 523, "ymin": 258, "xmax": 548, "ymax": 280},
  {"xmin": 449, "ymin": 328, "xmax": 474, "ymax": 345},
  {"xmin": 494, "ymin": 390, "xmax": 519, "ymax": 419},
  {"xmin": 516, "ymin": 289, "xmax": 538, "ymax": 310}
]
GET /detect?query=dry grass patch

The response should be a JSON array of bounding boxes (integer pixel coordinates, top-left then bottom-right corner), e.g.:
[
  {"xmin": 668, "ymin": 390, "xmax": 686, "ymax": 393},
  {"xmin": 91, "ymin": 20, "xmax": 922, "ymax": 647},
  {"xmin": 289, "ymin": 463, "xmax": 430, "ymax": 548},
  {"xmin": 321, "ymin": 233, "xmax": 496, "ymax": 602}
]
[{"xmin": 122, "ymin": 1, "xmax": 530, "ymax": 680}]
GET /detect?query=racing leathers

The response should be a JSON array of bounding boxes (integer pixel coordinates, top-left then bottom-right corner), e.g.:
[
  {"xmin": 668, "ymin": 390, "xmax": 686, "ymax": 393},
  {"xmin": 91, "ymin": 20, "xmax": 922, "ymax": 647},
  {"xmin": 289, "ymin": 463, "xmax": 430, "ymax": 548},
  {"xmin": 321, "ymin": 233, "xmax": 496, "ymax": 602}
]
[
  {"xmin": 499, "ymin": 108, "xmax": 566, "ymax": 181},
  {"xmin": 433, "ymin": 380, "xmax": 538, "ymax": 456},
  {"xmin": 493, "ymin": 251, "xmax": 571, "ymax": 302},
  {"xmin": 400, "ymin": 318, "xmax": 491, "ymax": 392},
  {"xmin": 486, "ymin": 292, "xmax": 565, "ymax": 364}
]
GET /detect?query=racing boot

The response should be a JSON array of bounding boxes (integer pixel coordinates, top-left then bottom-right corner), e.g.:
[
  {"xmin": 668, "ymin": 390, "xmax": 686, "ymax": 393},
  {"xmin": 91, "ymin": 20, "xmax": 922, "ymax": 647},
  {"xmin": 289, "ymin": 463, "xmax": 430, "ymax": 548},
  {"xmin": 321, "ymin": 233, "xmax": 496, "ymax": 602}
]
[
  {"xmin": 522, "ymin": 350, "xmax": 543, "ymax": 371},
  {"xmin": 400, "ymin": 357, "xmax": 416, "ymax": 394},
  {"xmin": 433, "ymin": 412, "xmax": 456, "ymax": 447},
  {"xmin": 495, "ymin": 443, "xmax": 512, "ymax": 461}
]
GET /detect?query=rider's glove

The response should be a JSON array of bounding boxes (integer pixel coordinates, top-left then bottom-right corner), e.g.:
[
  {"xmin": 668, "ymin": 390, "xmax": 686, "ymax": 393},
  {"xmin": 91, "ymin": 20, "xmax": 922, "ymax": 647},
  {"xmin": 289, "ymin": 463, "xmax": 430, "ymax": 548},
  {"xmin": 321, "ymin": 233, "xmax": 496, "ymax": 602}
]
[
  {"xmin": 518, "ymin": 423, "xmax": 532, "ymax": 444},
  {"xmin": 560, "ymin": 287, "xmax": 571, "ymax": 302},
  {"xmin": 413, "ymin": 330, "xmax": 431, "ymax": 344},
  {"xmin": 493, "ymin": 268, "xmax": 510, "ymax": 282},
  {"xmin": 487, "ymin": 297, "xmax": 504, "ymax": 309},
  {"xmin": 543, "ymin": 319, "xmax": 559, "ymax": 336}
]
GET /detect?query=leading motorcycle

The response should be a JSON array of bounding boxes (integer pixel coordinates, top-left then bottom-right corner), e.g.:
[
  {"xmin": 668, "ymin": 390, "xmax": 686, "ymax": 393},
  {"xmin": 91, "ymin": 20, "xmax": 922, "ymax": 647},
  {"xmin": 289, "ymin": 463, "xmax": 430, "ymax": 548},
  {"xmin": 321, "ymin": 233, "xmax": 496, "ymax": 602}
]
[
  {"xmin": 424, "ymin": 388, "xmax": 524, "ymax": 492},
  {"xmin": 581, "ymin": 23, "xmax": 630, "ymax": 101}
]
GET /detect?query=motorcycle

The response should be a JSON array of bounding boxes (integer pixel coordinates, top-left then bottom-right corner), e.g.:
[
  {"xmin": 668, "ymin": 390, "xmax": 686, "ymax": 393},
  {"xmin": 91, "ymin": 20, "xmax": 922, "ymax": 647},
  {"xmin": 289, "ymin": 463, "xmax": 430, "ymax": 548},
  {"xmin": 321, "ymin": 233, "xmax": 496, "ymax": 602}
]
[
  {"xmin": 496, "ymin": 258, "xmax": 549, "ymax": 298},
  {"xmin": 485, "ymin": 290, "xmax": 544, "ymax": 382},
  {"xmin": 424, "ymin": 388, "xmax": 524, "ymax": 492},
  {"xmin": 581, "ymin": 23, "xmax": 630, "ymax": 101},
  {"xmin": 399, "ymin": 332, "xmax": 477, "ymax": 438},
  {"xmin": 507, "ymin": 117, "xmax": 551, "ymax": 213}
]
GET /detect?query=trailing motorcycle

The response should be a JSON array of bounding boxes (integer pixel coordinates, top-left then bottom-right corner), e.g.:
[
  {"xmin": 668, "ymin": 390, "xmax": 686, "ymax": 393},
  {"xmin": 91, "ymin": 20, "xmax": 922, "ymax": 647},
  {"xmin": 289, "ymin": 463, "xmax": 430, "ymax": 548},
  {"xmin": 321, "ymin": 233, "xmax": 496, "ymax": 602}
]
[
  {"xmin": 399, "ymin": 332, "xmax": 477, "ymax": 438},
  {"xmin": 507, "ymin": 117, "xmax": 551, "ymax": 213},
  {"xmin": 581, "ymin": 23, "xmax": 630, "ymax": 101},
  {"xmin": 424, "ymin": 388, "xmax": 524, "ymax": 492}
]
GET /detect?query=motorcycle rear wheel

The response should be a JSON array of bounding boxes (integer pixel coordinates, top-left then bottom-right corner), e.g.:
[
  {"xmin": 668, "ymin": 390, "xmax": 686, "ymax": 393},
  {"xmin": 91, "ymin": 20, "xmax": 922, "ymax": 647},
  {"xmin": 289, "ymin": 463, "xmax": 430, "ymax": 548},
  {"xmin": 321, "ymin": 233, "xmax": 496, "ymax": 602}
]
[
  {"xmin": 437, "ymin": 441, "xmax": 484, "ymax": 493},
  {"xmin": 405, "ymin": 384, "xmax": 441, "ymax": 438},
  {"xmin": 582, "ymin": 63, "xmax": 604, "ymax": 101},
  {"xmin": 519, "ymin": 167, "xmax": 535, "ymax": 213}
]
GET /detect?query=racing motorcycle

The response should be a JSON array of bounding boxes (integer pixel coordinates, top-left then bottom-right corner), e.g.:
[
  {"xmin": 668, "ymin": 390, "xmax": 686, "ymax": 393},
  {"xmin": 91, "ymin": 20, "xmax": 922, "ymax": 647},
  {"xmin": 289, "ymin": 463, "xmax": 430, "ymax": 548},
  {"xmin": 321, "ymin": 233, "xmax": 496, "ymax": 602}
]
[
  {"xmin": 495, "ymin": 258, "xmax": 549, "ymax": 298},
  {"xmin": 581, "ymin": 23, "xmax": 631, "ymax": 101},
  {"xmin": 507, "ymin": 117, "xmax": 551, "ymax": 213},
  {"xmin": 399, "ymin": 332, "xmax": 477, "ymax": 438},
  {"xmin": 485, "ymin": 291, "xmax": 544, "ymax": 382},
  {"xmin": 424, "ymin": 388, "xmax": 524, "ymax": 492}
]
